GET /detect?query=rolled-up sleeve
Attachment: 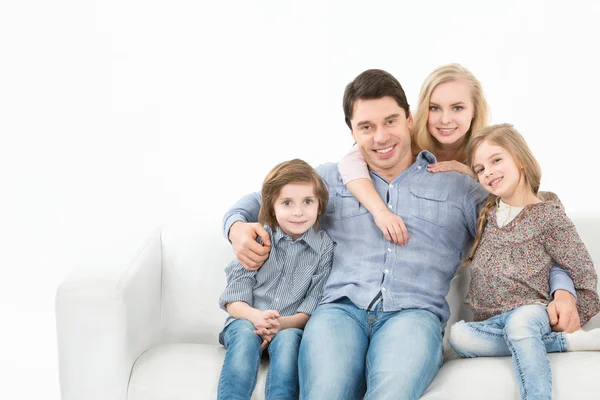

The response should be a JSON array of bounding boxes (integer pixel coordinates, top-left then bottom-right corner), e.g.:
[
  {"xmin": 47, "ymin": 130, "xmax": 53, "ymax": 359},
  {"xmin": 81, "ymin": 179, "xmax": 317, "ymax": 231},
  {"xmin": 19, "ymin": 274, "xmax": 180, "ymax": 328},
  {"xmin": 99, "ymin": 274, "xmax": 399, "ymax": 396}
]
[{"xmin": 218, "ymin": 260, "xmax": 257, "ymax": 311}]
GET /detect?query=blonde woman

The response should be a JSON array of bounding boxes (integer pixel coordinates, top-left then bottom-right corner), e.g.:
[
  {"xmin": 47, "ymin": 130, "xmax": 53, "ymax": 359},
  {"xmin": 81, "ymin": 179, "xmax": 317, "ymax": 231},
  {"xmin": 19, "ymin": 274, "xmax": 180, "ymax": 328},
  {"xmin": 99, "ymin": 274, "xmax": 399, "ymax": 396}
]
[{"xmin": 338, "ymin": 64, "xmax": 488, "ymax": 245}]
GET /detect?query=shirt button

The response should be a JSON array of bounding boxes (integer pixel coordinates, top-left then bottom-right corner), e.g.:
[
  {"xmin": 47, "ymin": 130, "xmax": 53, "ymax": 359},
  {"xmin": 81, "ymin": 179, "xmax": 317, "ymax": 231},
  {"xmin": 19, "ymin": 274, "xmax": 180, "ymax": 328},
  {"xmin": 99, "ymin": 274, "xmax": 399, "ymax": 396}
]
[
  {"xmin": 388, "ymin": 204, "xmax": 392, "ymax": 209},
  {"xmin": 389, "ymin": 184, "xmax": 394, "ymax": 188},
  {"xmin": 384, "ymin": 269, "xmax": 389, "ymax": 274},
  {"xmin": 381, "ymin": 287, "xmax": 387, "ymax": 292},
  {"xmin": 387, "ymin": 248, "xmax": 392, "ymax": 252},
  {"xmin": 417, "ymin": 165, "xmax": 422, "ymax": 170}
]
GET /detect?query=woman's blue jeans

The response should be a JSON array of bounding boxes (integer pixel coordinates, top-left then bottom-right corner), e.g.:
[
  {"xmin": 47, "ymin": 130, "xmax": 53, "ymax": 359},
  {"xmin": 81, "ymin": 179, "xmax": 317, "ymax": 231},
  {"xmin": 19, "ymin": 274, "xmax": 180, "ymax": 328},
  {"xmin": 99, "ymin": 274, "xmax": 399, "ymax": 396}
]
[
  {"xmin": 298, "ymin": 298, "xmax": 444, "ymax": 400},
  {"xmin": 449, "ymin": 304, "xmax": 568, "ymax": 400},
  {"xmin": 217, "ymin": 318, "xmax": 303, "ymax": 400}
]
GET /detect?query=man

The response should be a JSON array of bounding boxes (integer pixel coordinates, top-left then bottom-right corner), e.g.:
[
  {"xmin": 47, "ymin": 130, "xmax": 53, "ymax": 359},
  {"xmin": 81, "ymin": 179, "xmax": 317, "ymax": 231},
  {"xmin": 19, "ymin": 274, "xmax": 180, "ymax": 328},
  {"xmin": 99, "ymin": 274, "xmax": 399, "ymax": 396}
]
[{"xmin": 223, "ymin": 69, "xmax": 579, "ymax": 399}]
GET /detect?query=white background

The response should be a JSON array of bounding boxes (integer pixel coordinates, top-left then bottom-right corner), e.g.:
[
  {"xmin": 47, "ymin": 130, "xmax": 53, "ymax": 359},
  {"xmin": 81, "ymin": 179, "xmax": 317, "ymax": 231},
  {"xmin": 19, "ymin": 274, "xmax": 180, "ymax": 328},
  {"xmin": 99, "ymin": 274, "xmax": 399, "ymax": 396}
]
[{"xmin": 2, "ymin": 0, "xmax": 599, "ymax": 398}]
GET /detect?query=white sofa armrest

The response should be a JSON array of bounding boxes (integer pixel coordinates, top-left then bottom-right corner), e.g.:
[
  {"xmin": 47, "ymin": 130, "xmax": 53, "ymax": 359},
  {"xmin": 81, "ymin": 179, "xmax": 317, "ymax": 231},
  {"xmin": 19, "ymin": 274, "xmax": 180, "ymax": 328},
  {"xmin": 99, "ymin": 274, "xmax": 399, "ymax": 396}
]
[{"xmin": 56, "ymin": 227, "xmax": 163, "ymax": 400}]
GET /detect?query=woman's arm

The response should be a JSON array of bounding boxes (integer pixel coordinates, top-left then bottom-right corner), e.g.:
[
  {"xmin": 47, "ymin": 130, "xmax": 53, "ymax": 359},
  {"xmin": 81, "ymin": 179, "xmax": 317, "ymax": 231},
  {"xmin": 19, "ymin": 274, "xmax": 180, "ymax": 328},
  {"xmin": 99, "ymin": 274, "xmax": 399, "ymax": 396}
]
[{"xmin": 339, "ymin": 146, "xmax": 408, "ymax": 245}]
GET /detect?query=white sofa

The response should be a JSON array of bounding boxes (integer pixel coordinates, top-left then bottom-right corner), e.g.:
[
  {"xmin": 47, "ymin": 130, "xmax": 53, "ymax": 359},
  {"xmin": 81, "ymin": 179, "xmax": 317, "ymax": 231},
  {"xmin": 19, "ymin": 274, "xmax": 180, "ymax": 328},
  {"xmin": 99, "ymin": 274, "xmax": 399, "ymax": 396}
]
[{"xmin": 56, "ymin": 213, "xmax": 600, "ymax": 400}]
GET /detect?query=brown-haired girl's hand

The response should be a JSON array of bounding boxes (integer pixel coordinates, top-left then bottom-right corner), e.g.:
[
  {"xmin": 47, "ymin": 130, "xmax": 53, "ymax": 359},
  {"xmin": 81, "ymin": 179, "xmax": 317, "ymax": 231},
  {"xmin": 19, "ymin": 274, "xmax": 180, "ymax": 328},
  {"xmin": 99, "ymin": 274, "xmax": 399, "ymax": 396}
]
[
  {"xmin": 252, "ymin": 310, "xmax": 281, "ymax": 348},
  {"xmin": 427, "ymin": 161, "xmax": 475, "ymax": 178},
  {"xmin": 373, "ymin": 209, "xmax": 408, "ymax": 246}
]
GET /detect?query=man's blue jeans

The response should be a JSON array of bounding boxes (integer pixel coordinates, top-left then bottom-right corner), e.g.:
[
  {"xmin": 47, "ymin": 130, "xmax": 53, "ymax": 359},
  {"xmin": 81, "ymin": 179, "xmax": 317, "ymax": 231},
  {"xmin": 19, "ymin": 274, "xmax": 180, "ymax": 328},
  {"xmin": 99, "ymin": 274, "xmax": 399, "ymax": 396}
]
[
  {"xmin": 449, "ymin": 304, "xmax": 568, "ymax": 400},
  {"xmin": 298, "ymin": 298, "xmax": 443, "ymax": 400},
  {"xmin": 217, "ymin": 319, "xmax": 303, "ymax": 400}
]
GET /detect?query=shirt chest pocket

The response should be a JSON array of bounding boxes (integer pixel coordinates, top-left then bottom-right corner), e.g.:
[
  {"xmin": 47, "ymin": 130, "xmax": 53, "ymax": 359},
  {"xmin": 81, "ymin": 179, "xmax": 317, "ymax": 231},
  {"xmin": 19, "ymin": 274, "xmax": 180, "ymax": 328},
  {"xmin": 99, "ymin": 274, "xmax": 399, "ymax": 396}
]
[
  {"xmin": 334, "ymin": 188, "xmax": 369, "ymax": 220},
  {"xmin": 409, "ymin": 187, "xmax": 448, "ymax": 227}
]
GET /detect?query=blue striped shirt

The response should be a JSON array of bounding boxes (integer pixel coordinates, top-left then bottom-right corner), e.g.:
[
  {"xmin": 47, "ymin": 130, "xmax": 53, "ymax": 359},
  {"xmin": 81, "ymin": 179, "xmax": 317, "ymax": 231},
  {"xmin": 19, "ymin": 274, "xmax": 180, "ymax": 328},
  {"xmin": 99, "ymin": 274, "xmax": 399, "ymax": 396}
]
[{"xmin": 219, "ymin": 225, "xmax": 334, "ymax": 330}]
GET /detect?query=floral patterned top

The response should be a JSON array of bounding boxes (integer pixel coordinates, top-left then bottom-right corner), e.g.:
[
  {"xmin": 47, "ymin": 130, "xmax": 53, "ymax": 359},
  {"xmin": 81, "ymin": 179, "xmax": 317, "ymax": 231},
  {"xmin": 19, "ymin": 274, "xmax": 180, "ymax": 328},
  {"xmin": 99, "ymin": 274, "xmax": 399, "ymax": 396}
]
[{"xmin": 467, "ymin": 192, "xmax": 600, "ymax": 325}]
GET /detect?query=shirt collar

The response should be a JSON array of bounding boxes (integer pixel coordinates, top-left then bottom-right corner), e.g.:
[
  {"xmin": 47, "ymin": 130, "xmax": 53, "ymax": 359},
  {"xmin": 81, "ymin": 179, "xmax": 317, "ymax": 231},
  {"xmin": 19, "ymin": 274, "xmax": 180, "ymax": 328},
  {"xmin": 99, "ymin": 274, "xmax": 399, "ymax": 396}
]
[
  {"xmin": 416, "ymin": 150, "xmax": 437, "ymax": 165},
  {"xmin": 270, "ymin": 225, "xmax": 321, "ymax": 252}
]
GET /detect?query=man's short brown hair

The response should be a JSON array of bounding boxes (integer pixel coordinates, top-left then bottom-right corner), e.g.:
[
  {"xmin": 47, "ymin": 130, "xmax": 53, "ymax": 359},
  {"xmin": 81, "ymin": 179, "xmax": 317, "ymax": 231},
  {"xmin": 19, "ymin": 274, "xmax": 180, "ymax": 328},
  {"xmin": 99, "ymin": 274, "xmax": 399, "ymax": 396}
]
[
  {"xmin": 342, "ymin": 69, "xmax": 410, "ymax": 129},
  {"xmin": 259, "ymin": 159, "xmax": 329, "ymax": 231}
]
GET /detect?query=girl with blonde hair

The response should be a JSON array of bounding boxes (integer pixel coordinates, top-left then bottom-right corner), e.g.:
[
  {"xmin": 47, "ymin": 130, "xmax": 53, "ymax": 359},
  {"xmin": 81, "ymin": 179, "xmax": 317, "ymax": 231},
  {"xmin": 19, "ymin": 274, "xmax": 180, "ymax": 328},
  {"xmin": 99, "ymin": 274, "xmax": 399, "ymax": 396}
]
[
  {"xmin": 449, "ymin": 123, "xmax": 600, "ymax": 400},
  {"xmin": 338, "ymin": 63, "xmax": 488, "ymax": 245}
]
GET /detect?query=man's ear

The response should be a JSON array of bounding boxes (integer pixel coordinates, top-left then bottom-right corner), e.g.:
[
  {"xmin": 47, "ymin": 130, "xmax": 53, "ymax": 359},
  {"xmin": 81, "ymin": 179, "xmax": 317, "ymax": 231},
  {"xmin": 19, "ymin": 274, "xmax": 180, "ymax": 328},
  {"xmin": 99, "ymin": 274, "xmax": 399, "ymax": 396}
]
[
  {"xmin": 350, "ymin": 128, "xmax": 357, "ymax": 143},
  {"xmin": 407, "ymin": 111, "xmax": 414, "ymax": 131}
]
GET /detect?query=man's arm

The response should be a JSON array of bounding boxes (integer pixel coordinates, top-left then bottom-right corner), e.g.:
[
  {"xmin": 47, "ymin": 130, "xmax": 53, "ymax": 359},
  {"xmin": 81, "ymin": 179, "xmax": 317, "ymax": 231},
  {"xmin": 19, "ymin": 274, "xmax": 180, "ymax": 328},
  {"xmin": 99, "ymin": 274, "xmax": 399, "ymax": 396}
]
[
  {"xmin": 545, "ymin": 211, "xmax": 599, "ymax": 331},
  {"xmin": 222, "ymin": 192, "xmax": 262, "ymax": 239},
  {"xmin": 547, "ymin": 264, "xmax": 579, "ymax": 332},
  {"xmin": 549, "ymin": 264, "xmax": 576, "ymax": 299},
  {"xmin": 223, "ymin": 192, "xmax": 271, "ymax": 270}
]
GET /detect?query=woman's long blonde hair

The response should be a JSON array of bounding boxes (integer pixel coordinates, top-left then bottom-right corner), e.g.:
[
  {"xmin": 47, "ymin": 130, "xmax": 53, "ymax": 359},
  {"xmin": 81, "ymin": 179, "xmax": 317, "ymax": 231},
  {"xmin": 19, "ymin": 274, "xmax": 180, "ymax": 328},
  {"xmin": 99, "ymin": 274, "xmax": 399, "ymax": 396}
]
[
  {"xmin": 464, "ymin": 123, "xmax": 542, "ymax": 262},
  {"xmin": 412, "ymin": 64, "xmax": 489, "ymax": 163}
]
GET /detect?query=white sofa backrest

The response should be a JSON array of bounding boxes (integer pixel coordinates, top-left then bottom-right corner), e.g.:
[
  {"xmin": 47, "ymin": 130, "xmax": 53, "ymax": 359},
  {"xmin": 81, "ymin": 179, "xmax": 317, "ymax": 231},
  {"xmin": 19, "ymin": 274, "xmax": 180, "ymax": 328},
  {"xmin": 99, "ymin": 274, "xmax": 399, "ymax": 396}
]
[
  {"xmin": 158, "ymin": 213, "xmax": 600, "ymax": 345},
  {"xmin": 160, "ymin": 216, "xmax": 233, "ymax": 343}
]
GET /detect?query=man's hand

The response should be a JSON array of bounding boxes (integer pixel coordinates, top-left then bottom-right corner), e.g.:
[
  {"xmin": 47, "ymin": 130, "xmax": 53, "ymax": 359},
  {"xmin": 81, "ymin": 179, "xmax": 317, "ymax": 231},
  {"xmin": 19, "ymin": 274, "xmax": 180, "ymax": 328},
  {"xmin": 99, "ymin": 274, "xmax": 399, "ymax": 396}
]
[
  {"xmin": 547, "ymin": 289, "xmax": 581, "ymax": 333},
  {"xmin": 229, "ymin": 221, "xmax": 271, "ymax": 270},
  {"xmin": 427, "ymin": 161, "xmax": 474, "ymax": 178},
  {"xmin": 373, "ymin": 209, "xmax": 408, "ymax": 246}
]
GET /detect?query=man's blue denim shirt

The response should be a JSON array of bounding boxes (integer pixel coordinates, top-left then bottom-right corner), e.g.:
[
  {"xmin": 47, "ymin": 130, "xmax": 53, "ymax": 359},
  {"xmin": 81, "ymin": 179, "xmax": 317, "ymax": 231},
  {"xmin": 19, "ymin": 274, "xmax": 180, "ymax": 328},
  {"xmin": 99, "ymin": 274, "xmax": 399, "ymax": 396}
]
[{"xmin": 223, "ymin": 151, "xmax": 575, "ymax": 326}]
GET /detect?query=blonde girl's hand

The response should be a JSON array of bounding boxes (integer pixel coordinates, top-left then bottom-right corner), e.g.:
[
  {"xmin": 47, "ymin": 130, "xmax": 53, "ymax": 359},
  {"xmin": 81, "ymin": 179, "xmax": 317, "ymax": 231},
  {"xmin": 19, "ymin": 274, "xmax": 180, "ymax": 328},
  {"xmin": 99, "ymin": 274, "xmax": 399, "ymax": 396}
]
[
  {"xmin": 373, "ymin": 209, "xmax": 408, "ymax": 246},
  {"xmin": 427, "ymin": 161, "xmax": 474, "ymax": 178}
]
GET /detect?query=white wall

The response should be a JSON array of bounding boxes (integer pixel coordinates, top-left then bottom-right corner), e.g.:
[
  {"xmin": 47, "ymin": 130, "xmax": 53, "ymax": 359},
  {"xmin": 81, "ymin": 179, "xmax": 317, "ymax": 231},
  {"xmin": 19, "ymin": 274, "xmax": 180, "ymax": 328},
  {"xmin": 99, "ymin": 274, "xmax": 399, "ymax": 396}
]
[{"xmin": 1, "ymin": 0, "xmax": 599, "ymax": 398}]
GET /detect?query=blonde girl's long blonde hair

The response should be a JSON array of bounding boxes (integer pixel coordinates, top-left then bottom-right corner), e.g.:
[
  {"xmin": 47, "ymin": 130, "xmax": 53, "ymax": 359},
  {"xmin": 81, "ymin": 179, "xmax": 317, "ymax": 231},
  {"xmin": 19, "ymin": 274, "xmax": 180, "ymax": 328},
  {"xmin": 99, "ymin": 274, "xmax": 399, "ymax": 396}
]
[
  {"xmin": 412, "ymin": 64, "xmax": 489, "ymax": 163},
  {"xmin": 464, "ymin": 123, "xmax": 542, "ymax": 263}
]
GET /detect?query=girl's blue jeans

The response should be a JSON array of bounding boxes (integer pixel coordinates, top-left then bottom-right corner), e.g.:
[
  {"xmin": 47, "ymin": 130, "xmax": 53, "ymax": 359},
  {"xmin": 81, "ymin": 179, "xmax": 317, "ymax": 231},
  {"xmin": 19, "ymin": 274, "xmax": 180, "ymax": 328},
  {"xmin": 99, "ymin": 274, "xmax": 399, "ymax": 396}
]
[
  {"xmin": 449, "ymin": 304, "xmax": 568, "ymax": 400},
  {"xmin": 217, "ymin": 318, "xmax": 302, "ymax": 400}
]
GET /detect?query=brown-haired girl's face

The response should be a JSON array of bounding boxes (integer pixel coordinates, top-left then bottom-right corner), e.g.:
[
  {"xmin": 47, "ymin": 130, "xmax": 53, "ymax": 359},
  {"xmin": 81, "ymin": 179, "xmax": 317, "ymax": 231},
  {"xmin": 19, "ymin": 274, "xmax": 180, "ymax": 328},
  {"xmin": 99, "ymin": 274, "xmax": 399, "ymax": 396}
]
[
  {"xmin": 427, "ymin": 80, "xmax": 474, "ymax": 147},
  {"xmin": 273, "ymin": 182, "xmax": 319, "ymax": 240}
]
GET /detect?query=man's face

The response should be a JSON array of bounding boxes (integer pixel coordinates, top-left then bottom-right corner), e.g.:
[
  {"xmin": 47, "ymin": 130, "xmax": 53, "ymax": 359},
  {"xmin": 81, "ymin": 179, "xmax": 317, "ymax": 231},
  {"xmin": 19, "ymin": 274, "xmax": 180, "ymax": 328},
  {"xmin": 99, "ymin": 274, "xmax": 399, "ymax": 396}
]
[{"xmin": 350, "ymin": 96, "xmax": 413, "ymax": 181}]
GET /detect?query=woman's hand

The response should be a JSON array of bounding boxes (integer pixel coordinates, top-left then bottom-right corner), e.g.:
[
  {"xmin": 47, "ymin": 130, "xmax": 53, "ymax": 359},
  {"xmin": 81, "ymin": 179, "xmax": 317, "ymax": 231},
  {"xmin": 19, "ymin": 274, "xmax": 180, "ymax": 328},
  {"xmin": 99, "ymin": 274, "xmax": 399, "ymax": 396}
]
[{"xmin": 427, "ymin": 161, "xmax": 474, "ymax": 178}]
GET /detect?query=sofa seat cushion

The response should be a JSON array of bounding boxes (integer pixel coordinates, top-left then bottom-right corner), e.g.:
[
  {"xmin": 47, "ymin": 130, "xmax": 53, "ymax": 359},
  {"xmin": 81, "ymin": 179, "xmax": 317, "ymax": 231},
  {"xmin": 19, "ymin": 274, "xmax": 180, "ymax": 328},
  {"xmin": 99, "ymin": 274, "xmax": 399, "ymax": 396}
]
[
  {"xmin": 128, "ymin": 343, "xmax": 269, "ymax": 400},
  {"xmin": 421, "ymin": 352, "xmax": 600, "ymax": 399}
]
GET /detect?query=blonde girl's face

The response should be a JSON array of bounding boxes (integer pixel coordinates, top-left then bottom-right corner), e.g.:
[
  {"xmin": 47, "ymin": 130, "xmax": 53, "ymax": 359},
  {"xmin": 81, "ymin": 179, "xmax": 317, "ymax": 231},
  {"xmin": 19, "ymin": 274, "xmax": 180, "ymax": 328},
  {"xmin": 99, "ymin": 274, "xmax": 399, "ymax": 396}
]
[
  {"xmin": 471, "ymin": 141, "xmax": 527, "ymax": 204},
  {"xmin": 427, "ymin": 80, "xmax": 475, "ymax": 147}
]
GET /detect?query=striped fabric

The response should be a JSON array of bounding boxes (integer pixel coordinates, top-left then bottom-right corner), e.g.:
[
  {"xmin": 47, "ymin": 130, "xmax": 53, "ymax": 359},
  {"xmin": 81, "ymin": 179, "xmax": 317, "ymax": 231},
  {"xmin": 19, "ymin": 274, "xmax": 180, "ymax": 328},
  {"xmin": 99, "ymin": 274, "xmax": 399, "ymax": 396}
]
[{"xmin": 219, "ymin": 225, "xmax": 334, "ymax": 329}]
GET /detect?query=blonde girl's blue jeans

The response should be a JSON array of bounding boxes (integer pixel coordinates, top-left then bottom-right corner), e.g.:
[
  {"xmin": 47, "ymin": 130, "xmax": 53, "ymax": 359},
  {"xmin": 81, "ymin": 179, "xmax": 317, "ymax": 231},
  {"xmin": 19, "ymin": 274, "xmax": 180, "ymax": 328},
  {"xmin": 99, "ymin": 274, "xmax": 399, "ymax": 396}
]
[{"xmin": 449, "ymin": 304, "xmax": 568, "ymax": 400}]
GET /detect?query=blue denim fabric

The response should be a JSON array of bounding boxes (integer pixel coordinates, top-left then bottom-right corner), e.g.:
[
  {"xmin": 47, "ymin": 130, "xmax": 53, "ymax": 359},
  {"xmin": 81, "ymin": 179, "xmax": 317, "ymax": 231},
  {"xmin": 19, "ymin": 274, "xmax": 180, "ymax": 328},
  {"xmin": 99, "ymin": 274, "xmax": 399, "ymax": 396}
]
[
  {"xmin": 450, "ymin": 304, "xmax": 566, "ymax": 400},
  {"xmin": 217, "ymin": 319, "xmax": 302, "ymax": 400},
  {"xmin": 298, "ymin": 298, "xmax": 443, "ymax": 400},
  {"xmin": 224, "ymin": 152, "xmax": 576, "ymax": 326}
]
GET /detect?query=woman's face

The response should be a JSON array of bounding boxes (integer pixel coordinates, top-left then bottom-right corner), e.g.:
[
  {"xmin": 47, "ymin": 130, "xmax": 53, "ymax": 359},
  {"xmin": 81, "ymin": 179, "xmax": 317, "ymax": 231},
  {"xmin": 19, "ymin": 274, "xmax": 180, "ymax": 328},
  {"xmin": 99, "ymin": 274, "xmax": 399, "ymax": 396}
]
[{"xmin": 427, "ymin": 80, "xmax": 475, "ymax": 147}]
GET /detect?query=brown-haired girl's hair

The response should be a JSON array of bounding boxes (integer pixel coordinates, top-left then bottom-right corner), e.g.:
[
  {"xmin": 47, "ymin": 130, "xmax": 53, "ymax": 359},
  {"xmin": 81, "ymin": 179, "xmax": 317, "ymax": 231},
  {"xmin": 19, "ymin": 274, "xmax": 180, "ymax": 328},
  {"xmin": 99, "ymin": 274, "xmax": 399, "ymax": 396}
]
[
  {"xmin": 258, "ymin": 159, "xmax": 329, "ymax": 231},
  {"xmin": 412, "ymin": 64, "xmax": 489, "ymax": 163},
  {"xmin": 464, "ymin": 123, "xmax": 542, "ymax": 263}
]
